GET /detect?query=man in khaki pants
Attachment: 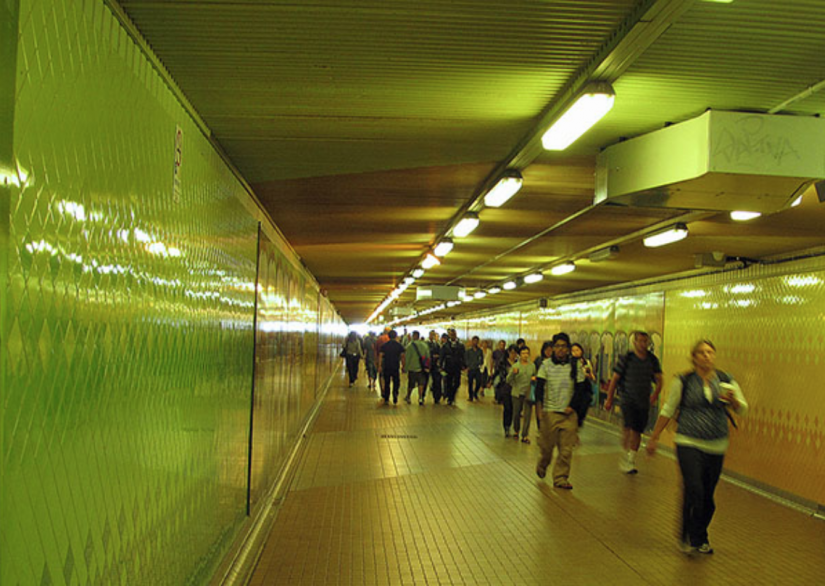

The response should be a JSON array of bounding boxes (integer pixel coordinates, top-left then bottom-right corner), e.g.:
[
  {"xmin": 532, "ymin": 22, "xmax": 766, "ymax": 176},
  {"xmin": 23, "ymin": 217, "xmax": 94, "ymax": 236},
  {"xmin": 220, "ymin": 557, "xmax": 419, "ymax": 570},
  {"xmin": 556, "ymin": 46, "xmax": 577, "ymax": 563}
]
[{"xmin": 535, "ymin": 333, "xmax": 578, "ymax": 490}]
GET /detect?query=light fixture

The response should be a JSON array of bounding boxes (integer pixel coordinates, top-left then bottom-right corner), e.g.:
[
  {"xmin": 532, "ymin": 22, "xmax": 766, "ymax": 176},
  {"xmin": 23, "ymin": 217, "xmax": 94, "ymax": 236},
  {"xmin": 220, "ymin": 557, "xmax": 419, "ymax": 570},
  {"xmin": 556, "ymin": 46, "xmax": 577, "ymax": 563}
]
[
  {"xmin": 549, "ymin": 262, "xmax": 576, "ymax": 276},
  {"xmin": 474, "ymin": 291, "xmax": 487, "ymax": 299},
  {"xmin": 541, "ymin": 82, "xmax": 615, "ymax": 151},
  {"xmin": 502, "ymin": 280, "xmax": 517, "ymax": 290},
  {"xmin": 488, "ymin": 286, "xmax": 502, "ymax": 295},
  {"xmin": 730, "ymin": 211, "xmax": 762, "ymax": 222},
  {"xmin": 484, "ymin": 171, "xmax": 523, "ymax": 208},
  {"xmin": 433, "ymin": 238, "xmax": 454, "ymax": 257},
  {"xmin": 524, "ymin": 272, "xmax": 544, "ymax": 284},
  {"xmin": 588, "ymin": 245, "xmax": 619, "ymax": 263},
  {"xmin": 412, "ymin": 268, "xmax": 425, "ymax": 278},
  {"xmin": 421, "ymin": 253, "xmax": 441, "ymax": 269},
  {"xmin": 403, "ymin": 276, "xmax": 415, "ymax": 285},
  {"xmin": 643, "ymin": 223, "xmax": 689, "ymax": 248},
  {"xmin": 452, "ymin": 212, "xmax": 480, "ymax": 238}
]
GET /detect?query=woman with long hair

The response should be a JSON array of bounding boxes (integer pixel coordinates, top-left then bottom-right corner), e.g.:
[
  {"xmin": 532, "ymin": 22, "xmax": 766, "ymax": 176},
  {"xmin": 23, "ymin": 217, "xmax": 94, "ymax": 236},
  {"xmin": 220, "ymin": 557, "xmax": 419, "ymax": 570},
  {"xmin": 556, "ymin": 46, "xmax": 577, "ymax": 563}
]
[
  {"xmin": 647, "ymin": 340, "xmax": 748, "ymax": 555},
  {"xmin": 570, "ymin": 343, "xmax": 596, "ymax": 427},
  {"xmin": 493, "ymin": 345, "xmax": 519, "ymax": 436}
]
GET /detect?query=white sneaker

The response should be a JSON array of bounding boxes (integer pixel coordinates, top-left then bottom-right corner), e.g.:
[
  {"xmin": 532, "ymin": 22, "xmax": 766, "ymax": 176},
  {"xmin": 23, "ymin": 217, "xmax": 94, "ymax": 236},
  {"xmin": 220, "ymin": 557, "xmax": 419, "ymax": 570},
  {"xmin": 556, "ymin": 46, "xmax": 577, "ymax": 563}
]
[{"xmin": 619, "ymin": 453, "xmax": 635, "ymax": 474}]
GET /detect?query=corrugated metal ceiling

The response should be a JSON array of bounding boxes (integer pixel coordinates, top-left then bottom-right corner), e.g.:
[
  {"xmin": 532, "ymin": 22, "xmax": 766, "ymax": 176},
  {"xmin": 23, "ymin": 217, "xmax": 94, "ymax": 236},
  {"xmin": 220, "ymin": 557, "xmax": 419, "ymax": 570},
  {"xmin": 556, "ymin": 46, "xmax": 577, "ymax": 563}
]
[{"xmin": 117, "ymin": 0, "xmax": 825, "ymax": 324}]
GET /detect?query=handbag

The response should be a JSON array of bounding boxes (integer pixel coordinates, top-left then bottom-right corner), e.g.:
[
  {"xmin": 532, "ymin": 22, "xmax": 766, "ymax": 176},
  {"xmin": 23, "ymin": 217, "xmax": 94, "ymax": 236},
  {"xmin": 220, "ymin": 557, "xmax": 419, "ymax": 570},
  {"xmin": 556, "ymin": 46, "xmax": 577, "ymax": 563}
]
[
  {"xmin": 494, "ymin": 381, "xmax": 512, "ymax": 403},
  {"xmin": 339, "ymin": 346, "xmax": 347, "ymax": 358}
]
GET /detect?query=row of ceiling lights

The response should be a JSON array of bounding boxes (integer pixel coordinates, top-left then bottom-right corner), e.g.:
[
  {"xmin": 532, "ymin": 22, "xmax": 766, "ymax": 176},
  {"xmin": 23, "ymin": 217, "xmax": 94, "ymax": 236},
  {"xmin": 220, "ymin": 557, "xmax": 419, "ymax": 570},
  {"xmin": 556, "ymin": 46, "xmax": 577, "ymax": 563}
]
[
  {"xmin": 368, "ymin": 72, "xmax": 801, "ymax": 325},
  {"xmin": 365, "ymin": 83, "xmax": 618, "ymax": 324},
  {"xmin": 383, "ymin": 223, "xmax": 692, "ymax": 326},
  {"xmin": 385, "ymin": 189, "xmax": 808, "ymax": 326}
]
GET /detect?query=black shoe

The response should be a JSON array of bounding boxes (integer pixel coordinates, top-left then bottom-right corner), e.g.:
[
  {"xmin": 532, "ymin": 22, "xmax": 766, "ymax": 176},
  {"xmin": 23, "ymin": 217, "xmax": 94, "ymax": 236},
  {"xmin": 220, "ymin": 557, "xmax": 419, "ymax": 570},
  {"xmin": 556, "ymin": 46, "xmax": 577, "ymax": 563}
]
[
  {"xmin": 418, "ymin": 401, "xmax": 424, "ymax": 406},
  {"xmin": 393, "ymin": 397, "xmax": 398, "ymax": 404}
]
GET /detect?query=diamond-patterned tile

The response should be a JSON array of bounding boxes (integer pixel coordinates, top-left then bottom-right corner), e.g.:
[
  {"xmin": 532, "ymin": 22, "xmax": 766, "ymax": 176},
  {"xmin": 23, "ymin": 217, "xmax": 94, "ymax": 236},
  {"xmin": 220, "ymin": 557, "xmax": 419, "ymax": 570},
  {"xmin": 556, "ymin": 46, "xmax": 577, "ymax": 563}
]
[{"xmin": 4, "ymin": 0, "xmax": 342, "ymax": 583}]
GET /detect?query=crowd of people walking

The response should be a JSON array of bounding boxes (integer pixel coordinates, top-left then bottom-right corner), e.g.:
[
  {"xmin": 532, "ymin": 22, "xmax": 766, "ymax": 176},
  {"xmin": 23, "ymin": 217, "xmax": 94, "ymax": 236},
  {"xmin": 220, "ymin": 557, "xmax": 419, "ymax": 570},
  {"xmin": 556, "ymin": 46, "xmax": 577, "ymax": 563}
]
[{"xmin": 341, "ymin": 327, "xmax": 747, "ymax": 555}]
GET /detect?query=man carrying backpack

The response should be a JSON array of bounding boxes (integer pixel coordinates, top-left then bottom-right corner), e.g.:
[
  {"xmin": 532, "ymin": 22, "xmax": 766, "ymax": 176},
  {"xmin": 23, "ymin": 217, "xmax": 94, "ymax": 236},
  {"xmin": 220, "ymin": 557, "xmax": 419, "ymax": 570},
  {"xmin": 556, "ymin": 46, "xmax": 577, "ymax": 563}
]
[{"xmin": 604, "ymin": 331, "xmax": 663, "ymax": 474}]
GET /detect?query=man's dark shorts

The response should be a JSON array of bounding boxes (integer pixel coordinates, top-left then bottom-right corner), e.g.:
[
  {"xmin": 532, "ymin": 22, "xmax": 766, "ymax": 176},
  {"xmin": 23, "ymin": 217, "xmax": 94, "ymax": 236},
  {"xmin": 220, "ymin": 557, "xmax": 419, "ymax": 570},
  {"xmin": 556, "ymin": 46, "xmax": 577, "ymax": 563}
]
[
  {"xmin": 408, "ymin": 371, "xmax": 427, "ymax": 388},
  {"xmin": 621, "ymin": 402, "xmax": 649, "ymax": 433}
]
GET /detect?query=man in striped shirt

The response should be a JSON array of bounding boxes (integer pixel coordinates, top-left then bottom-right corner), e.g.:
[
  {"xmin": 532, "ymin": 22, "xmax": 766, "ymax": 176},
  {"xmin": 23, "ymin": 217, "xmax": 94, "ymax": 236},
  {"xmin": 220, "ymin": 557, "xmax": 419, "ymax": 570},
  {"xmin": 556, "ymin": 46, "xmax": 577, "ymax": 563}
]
[{"xmin": 534, "ymin": 332, "xmax": 577, "ymax": 490}]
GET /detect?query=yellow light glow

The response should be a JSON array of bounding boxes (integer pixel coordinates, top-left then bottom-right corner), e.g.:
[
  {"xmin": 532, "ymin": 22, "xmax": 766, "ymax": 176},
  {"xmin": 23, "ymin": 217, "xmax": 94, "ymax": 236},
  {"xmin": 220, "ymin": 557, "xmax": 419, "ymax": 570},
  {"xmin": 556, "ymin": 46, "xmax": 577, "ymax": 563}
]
[
  {"xmin": 549, "ymin": 262, "xmax": 576, "ymax": 276},
  {"xmin": 421, "ymin": 253, "xmax": 441, "ymax": 269},
  {"xmin": 643, "ymin": 224, "xmax": 688, "ymax": 248},
  {"xmin": 452, "ymin": 213, "xmax": 480, "ymax": 238},
  {"xmin": 730, "ymin": 211, "xmax": 762, "ymax": 222}
]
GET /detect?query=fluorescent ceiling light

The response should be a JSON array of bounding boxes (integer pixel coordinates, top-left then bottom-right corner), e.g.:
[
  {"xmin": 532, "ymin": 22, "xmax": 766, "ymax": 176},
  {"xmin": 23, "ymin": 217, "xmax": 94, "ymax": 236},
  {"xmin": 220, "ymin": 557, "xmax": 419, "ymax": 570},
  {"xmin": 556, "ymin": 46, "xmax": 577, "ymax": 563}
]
[
  {"xmin": 474, "ymin": 291, "xmax": 487, "ymax": 299},
  {"xmin": 403, "ymin": 276, "xmax": 415, "ymax": 285},
  {"xmin": 791, "ymin": 195, "xmax": 803, "ymax": 207},
  {"xmin": 588, "ymin": 245, "xmax": 619, "ymax": 263},
  {"xmin": 447, "ymin": 301, "xmax": 458, "ymax": 307},
  {"xmin": 452, "ymin": 212, "xmax": 480, "ymax": 238},
  {"xmin": 421, "ymin": 253, "xmax": 441, "ymax": 269},
  {"xmin": 484, "ymin": 171, "xmax": 523, "ymax": 208},
  {"xmin": 730, "ymin": 211, "xmax": 762, "ymax": 222},
  {"xmin": 523, "ymin": 272, "xmax": 544, "ymax": 284},
  {"xmin": 549, "ymin": 262, "xmax": 576, "ymax": 276},
  {"xmin": 433, "ymin": 238, "xmax": 454, "ymax": 257},
  {"xmin": 541, "ymin": 83, "xmax": 615, "ymax": 151},
  {"xmin": 488, "ymin": 286, "xmax": 502, "ymax": 295},
  {"xmin": 412, "ymin": 268, "xmax": 425, "ymax": 278},
  {"xmin": 502, "ymin": 280, "xmax": 517, "ymax": 290},
  {"xmin": 643, "ymin": 223, "xmax": 689, "ymax": 248}
]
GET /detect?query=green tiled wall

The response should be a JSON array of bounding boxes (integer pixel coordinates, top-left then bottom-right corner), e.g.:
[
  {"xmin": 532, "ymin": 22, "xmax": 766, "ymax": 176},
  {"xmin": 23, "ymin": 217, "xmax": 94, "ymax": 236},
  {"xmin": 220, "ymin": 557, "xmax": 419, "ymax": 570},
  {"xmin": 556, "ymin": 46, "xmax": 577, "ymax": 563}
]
[{"xmin": 2, "ymin": 0, "xmax": 344, "ymax": 585}]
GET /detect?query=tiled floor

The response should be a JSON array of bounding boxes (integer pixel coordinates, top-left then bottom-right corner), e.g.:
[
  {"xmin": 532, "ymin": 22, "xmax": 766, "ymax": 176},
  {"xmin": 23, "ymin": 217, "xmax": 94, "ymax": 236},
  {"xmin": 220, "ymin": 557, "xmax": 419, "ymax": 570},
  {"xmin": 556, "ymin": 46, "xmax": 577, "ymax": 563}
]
[{"xmin": 249, "ymin": 377, "xmax": 825, "ymax": 585}]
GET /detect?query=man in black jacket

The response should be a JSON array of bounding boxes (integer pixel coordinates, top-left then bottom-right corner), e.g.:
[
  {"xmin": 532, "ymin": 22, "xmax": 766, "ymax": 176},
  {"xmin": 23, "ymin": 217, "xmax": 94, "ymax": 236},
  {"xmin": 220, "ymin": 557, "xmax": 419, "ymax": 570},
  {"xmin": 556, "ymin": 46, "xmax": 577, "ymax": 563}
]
[{"xmin": 441, "ymin": 328, "xmax": 465, "ymax": 406}]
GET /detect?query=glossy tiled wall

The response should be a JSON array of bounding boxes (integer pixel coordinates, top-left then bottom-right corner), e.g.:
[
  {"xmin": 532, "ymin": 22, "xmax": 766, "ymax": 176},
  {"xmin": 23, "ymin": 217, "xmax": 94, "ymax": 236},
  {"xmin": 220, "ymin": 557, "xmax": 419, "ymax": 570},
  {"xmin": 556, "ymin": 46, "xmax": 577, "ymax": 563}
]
[
  {"xmin": 2, "ymin": 1, "xmax": 344, "ymax": 584},
  {"xmin": 662, "ymin": 265, "xmax": 825, "ymax": 504},
  {"xmin": 250, "ymin": 235, "xmax": 340, "ymax": 514},
  {"xmin": 429, "ymin": 260, "xmax": 825, "ymax": 505}
]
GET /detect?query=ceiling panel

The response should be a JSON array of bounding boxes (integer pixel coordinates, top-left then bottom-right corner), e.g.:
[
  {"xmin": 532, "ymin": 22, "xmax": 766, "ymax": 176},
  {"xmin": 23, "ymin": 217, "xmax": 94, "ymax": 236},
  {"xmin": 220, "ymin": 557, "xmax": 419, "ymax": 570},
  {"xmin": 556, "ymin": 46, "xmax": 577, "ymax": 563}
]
[{"xmin": 118, "ymin": 0, "xmax": 825, "ymax": 324}]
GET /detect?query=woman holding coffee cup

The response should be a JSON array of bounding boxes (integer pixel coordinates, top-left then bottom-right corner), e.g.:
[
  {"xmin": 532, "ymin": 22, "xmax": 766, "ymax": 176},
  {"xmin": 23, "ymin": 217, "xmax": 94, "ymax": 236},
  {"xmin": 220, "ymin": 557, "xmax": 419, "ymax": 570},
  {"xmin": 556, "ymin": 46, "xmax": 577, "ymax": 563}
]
[{"xmin": 647, "ymin": 339, "xmax": 748, "ymax": 555}]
